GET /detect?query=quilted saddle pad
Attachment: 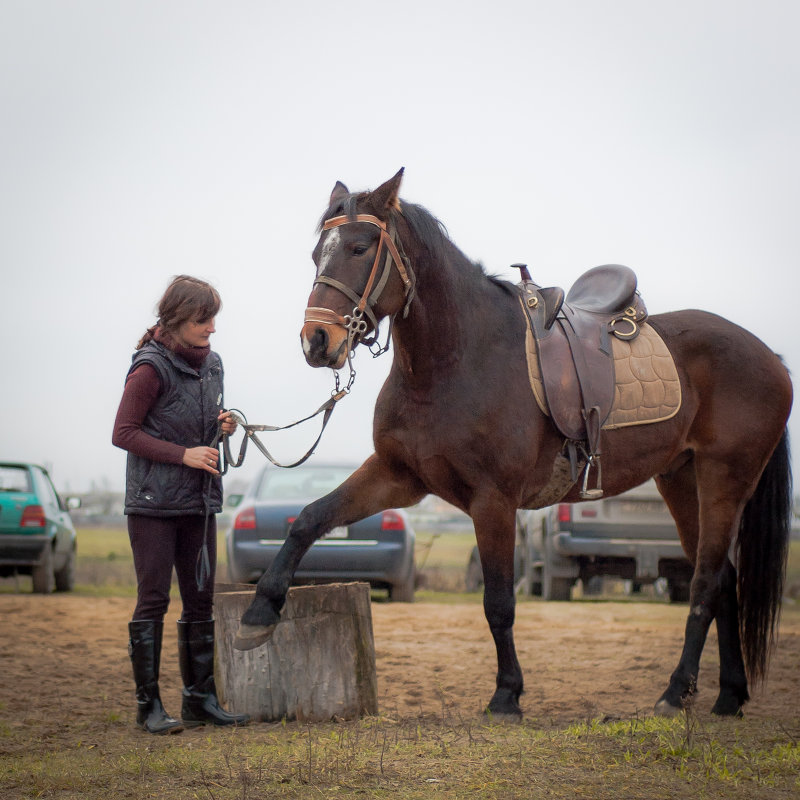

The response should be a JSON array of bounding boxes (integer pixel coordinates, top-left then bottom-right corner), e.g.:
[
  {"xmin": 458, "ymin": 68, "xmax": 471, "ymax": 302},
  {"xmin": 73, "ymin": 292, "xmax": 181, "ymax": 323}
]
[{"xmin": 524, "ymin": 322, "xmax": 682, "ymax": 430}]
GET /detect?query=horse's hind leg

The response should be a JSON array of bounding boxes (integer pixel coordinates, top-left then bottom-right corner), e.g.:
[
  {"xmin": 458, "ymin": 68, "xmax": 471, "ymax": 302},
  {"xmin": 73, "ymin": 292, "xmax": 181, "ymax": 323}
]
[
  {"xmin": 711, "ymin": 558, "xmax": 748, "ymax": 715},
  {"xmin": 655, "ymin": 458, "xmax": 748, "ymax": 715},
  {"xmin": 472, "ymin": 497, "xmax": 523, "ymax": 718}
]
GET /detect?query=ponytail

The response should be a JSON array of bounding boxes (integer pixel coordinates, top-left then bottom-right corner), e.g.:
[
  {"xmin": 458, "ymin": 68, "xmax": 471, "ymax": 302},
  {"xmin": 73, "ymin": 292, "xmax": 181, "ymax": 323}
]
[{"xmin": 136, "ymin": 325, "xmax": 158, "ymax": 350}]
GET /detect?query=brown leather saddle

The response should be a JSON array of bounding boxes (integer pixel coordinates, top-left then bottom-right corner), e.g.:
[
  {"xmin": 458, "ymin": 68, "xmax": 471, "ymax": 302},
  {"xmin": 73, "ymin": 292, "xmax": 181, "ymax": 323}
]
[{"xmin": 515, "ymin": 263, "xmax": 648, "ymax": 499}]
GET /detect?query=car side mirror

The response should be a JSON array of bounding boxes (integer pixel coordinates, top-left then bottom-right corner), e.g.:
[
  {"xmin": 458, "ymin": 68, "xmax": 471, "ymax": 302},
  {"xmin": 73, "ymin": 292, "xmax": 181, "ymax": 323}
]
[
  {"xmin": 66, "ymin": 496, "xmax": 82, "ymax": 510},
  {"xmin": 226, "ymin": 494, "xmax": 243, "ymax": 508}
]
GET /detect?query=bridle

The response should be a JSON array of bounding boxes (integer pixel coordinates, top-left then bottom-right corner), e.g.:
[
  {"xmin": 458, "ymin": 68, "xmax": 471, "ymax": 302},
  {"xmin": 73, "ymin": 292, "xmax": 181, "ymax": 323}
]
[{"xmin": 304, "ymin": 213, "xmax": 416, "ymax": 358}]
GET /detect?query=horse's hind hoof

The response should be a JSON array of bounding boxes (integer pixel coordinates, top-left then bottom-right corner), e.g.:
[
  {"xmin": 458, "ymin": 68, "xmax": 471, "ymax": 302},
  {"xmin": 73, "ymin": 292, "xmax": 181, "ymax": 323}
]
[
  {"xmin": 233, "ymin": 623, "xmax": 277, "ymax": 651},
  {"xmin": 653, "ymin": 698, "xmax": 682, "ymax": 717},
  {"xmin": 711, "ymin": 695, "xmax": 745, "ymax": 717}
]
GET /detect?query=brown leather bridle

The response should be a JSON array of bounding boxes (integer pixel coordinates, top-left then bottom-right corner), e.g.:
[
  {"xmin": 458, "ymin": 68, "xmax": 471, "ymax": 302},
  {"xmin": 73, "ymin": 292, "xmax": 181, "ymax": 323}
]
[
  {"xmin": 304, "ymin": 213, "xmax": 416, "ymax": 356},
  {"xmin": 193, "ymin": 219, "xmax": 416, "ymax": 486}
]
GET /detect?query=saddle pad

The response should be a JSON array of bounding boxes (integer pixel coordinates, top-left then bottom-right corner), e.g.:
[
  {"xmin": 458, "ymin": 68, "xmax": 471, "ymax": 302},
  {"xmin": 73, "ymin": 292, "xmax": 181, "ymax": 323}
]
[{"xmin": 524, "ymin": 323, "xmax": 681, "ymax": 430}]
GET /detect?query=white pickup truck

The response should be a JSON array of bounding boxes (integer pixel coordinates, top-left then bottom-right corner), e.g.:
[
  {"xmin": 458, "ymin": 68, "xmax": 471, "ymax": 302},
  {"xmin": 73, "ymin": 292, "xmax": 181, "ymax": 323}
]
[{"xmin": 466, "ymin": 479, "xmax": 693, "ymax": 602}]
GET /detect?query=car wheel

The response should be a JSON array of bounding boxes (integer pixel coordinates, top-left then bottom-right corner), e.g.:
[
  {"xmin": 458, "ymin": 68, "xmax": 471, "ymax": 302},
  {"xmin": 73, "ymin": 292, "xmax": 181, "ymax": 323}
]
[
  {"xmin": 465, "ymin": 548, "xmax": 483, "ymax": 592},
  {"xmin": 32, "ymin": 544, "xmax": 55, "ymax": 594},
  {"xmin": 542, "ymin": 534, "xmax": 573, "ymax": 601},
  {"xmin": 54, "ymin": 544, "xmax": 76, "ymax": 592},
  {"xmin": 542, "ymin": 573, "xmax": 572, "ymax": 601},
  {"xmin": 668, "ymin": 580, "xmax": 691, "ymax": 603},
  {"xmin": 582, "ymin": 576, "xmax": 604, "ymax": 596},
  {"xmin": 390, "ymin": 561, "xmax": 416, "ymax": 603},
  {"xmin": 225, "ymin": 538, "xmax": 248, "ymax": 584}
]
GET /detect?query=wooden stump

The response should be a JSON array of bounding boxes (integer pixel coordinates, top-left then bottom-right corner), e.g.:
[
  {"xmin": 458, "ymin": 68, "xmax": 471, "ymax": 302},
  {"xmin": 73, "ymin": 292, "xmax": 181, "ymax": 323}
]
[{"xmin": 213, "ymin": 582, "xmax": 378, "ymax": 722}]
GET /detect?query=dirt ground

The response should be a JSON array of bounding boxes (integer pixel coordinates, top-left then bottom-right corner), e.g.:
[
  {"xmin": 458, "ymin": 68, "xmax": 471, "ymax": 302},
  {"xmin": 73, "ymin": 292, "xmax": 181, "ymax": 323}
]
[{"xmin": 1, "ymin": 593, "xmax": 799, "ymax": 732}]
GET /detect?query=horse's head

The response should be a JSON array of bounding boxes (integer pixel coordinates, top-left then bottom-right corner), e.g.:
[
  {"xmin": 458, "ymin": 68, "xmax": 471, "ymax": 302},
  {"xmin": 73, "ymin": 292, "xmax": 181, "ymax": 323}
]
[{"xmin": 301, "ymin": 169, "xmax": 415, "ymax": 369}]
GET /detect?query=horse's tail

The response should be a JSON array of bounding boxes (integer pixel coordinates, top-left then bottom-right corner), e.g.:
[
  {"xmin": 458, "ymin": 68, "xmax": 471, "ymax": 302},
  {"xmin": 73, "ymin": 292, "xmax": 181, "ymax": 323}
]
[{"xmin": 735, "ymin": 428, "xmax": 792, "ymax": 685}]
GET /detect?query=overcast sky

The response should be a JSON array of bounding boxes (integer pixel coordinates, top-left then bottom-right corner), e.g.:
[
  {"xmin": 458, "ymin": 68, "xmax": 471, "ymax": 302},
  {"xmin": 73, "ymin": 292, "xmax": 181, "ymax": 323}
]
[{"xmin": 1, "ymin": 1, "xmax": 798, "ymax": 496}]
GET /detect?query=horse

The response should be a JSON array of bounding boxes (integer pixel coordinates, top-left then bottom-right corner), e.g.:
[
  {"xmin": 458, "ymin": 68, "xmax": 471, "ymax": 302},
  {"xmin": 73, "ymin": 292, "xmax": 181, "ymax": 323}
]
[{"xmin": 236, "ymin": 169, "xmax": 793, "ymax": 719}]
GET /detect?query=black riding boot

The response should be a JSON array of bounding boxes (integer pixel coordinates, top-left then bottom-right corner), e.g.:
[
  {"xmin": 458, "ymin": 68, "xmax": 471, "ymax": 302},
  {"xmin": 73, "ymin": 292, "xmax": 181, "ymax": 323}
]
[
  {"xmin": 177, "ymin": 619, "xmax": 250, "ymax": 727},
  {"xmin": 128, "ymin": 620, "xmax": 184, "ymax": 735}
]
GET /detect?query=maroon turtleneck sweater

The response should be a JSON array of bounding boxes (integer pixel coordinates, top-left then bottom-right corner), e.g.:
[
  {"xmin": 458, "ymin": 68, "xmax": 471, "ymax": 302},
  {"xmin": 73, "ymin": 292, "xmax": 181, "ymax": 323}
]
[{"xmin": 112, "ymin": 329, "xmax": 211, "ymax": 465}]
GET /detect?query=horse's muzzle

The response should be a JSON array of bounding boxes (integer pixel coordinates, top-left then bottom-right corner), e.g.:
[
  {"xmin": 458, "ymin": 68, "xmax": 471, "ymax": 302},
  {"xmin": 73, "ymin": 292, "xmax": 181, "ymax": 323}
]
[{"xmin": 301, "ymin": 322, "xmax": 348, "ymax": 369}]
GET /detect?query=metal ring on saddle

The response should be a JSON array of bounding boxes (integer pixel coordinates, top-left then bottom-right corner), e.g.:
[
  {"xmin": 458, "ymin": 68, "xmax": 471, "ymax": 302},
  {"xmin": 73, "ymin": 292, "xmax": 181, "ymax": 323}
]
[{"xmin": 609, "ymin": 316, "xmax": 639, "ymax": 340}]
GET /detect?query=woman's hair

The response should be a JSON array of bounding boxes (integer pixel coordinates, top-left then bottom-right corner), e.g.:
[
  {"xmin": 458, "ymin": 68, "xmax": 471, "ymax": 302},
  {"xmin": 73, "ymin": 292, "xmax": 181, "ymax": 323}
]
[{"xmin": 136, "ymin": 275, "xmax": 222, "ymax": 349}]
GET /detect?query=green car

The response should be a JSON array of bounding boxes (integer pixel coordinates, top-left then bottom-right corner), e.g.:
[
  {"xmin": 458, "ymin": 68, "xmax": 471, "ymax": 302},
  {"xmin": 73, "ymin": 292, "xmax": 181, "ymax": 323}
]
[{"xmin": 0, "ymin": 462, "xmax": 79, "ymax": 593}]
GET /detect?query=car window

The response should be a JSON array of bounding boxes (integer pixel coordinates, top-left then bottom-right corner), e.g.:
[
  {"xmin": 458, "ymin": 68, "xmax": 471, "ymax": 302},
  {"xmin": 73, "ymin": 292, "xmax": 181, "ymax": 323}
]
[
  {"xmin": 0, "ymin": 466, "xmax": 31, "ymax": 493},
  {"xmin": 255, "ymin": 467, "xmax": 353, "ymax": 501},
  {"xmin": 43, "ymin": 471, "xmax": 67, "ymax": 511},
  {"xmin": 31, "ymin": 467, "xmax": 59, "ymax": 510}
]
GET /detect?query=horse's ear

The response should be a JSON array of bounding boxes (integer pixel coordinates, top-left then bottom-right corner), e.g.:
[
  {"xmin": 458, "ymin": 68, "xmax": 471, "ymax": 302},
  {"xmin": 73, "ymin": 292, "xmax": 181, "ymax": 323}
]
[
  {"xmin": 369, "ymin": 168, "xmax": 405, "ymax": 213},
  {"xmin": 330, "ymin": 181, "xmax": 349, "ymax": 206}
]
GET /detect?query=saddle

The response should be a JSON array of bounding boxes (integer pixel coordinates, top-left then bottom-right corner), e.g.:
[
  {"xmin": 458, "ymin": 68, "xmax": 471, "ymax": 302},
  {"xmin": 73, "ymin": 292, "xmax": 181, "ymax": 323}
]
[{"xmin": 515, "ymin": 263, "xmax": 649, "ymax": 499}]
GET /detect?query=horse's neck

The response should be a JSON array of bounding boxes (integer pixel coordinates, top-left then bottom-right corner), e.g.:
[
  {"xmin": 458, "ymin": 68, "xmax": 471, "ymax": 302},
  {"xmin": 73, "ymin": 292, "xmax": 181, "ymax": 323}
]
[{"xmin": 391, "ymin": 254, "xmax": 510, "ymax": 386}]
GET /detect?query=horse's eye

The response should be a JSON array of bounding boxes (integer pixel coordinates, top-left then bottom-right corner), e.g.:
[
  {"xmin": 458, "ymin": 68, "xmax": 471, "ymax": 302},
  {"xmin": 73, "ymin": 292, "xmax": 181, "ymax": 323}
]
[{"xmin": 352, "ymin": 245, "xmax": 369, "ymax": 257}]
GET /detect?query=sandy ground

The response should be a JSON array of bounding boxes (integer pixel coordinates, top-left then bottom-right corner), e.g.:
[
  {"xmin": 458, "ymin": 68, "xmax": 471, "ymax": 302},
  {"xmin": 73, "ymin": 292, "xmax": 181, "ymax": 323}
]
[{"xmin": 0, "ymin": 593, "xmax": 798, "ymax": 734}]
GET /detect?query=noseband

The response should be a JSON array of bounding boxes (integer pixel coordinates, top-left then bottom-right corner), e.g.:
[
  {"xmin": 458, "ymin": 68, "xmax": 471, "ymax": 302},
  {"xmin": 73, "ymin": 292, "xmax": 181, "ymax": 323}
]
[{"xmin": 304, "ymin": 213, "xmax": 416, "ymax": 356}]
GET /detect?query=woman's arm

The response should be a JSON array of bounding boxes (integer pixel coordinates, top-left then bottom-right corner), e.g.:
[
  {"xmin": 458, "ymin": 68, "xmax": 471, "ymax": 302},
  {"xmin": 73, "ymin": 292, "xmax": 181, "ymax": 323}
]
[
  {"xmin": 112, "ymin": 364, "xmax": 224, "ymax": 474},
  {"xmin": 112, "ymin": 364, "xmax": 185, "ymax": 464}
]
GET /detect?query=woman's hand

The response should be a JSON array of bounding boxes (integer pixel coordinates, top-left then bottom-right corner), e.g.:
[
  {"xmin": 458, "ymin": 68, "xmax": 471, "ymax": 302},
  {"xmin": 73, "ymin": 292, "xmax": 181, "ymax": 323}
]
[
  {"xmin": 183, "ymin": 446, "xmax": 220, "ymax": 474},
  {"xmin": 218, "ymin": 410, "xmax": 238, "ymax": 436},
  {"xmin": 182, "ymin": 412, "xmax": 236, "ymax": 473}
]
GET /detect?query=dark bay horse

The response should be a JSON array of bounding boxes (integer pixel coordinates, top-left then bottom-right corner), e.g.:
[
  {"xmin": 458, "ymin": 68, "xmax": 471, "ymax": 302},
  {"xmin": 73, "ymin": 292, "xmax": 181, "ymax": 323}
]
[{"xmin": 237, "ymin": 169, "xmax": 793, "ymax": 718}]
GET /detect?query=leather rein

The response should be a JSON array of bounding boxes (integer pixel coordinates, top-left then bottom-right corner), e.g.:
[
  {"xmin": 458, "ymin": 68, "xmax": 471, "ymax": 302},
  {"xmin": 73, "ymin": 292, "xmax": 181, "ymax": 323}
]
[{"xmin": 304, "ymin": 213, "xmax": 416, "ymax": 359}]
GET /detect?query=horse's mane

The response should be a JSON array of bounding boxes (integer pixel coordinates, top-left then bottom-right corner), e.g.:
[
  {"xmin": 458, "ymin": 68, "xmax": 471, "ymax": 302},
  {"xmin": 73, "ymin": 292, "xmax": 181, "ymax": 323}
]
[
  {"xmin": 318, "ymin": 193, "xmax": 514, "ymax": 297},
  {"xmin": 400, "ymin": 202, "xmax": 516, "ymax": 295}
]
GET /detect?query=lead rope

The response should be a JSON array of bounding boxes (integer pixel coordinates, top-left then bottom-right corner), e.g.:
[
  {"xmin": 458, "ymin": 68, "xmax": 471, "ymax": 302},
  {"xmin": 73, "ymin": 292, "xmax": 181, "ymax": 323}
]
[{"xmin": 195, "ymin": 367, "xmax": 356, "ymax": 591}]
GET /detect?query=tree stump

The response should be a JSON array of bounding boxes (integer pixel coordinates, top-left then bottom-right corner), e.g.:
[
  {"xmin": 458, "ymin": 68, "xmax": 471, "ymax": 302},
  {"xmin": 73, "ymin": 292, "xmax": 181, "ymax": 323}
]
[{"xmin": 213, "ymin": 582, "xmax": 378, "ymax": 722}]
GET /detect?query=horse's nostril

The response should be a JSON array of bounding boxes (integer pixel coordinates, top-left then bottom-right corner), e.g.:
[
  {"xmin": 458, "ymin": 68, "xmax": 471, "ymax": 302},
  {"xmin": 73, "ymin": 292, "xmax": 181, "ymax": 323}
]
[{"xmin": 313, "ymin": 328, "xmax": 328, "ymax": 351}]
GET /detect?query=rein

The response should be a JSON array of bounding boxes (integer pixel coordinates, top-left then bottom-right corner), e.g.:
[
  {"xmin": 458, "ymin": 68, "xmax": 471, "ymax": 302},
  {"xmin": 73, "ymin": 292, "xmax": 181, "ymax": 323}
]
[
  {"xmin": 195, "ymin": 368, "xmax": 354, "ymax": 591},
  {"xmin": 304, "ymin": 213, "xmax": 416, "ymax": 358},
  {"xmin": 220, "ymin": 369, "xmax": 354, "ymax": 473}
]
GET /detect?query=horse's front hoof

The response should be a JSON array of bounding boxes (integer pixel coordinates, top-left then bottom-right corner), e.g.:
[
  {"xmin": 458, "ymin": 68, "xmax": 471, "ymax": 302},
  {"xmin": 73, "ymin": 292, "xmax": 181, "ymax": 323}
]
[
  {"xmin": 485, "ymin": 690, "xmax": 523, "ymax": 721},
  {"xmin": 233, "ymin": 623, "xmax": 277, "ymax": 651},
  {"xmin": 484, "ymin": 708, "xmax": 523, "ymax": 723}
]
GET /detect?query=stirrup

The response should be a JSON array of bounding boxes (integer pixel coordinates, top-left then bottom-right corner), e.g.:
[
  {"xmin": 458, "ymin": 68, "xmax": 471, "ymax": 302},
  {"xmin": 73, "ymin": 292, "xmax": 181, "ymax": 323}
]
[{"xmin": 579, "ymin": 455, "xmax": 603, "ymax": 500}]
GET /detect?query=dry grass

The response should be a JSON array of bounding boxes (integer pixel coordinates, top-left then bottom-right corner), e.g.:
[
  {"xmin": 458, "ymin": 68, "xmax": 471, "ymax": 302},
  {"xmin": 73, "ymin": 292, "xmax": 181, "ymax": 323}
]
[{"xmin": 2, "ymin": 707, "xmax": 798, "ymax": 799}]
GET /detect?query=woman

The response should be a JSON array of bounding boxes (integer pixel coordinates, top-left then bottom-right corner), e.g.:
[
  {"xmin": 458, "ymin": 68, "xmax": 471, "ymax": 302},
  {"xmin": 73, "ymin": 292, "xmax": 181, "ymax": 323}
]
[{"xmin": 113, "ymin": 275, "xmax": 248, "ymax": 734}]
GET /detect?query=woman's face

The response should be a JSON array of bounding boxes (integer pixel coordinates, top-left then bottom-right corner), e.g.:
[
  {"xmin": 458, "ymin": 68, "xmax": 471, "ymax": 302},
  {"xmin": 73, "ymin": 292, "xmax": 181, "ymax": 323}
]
[{"xmin": 174, "ymin": 317, "xmax": 216, "ymax": 348}]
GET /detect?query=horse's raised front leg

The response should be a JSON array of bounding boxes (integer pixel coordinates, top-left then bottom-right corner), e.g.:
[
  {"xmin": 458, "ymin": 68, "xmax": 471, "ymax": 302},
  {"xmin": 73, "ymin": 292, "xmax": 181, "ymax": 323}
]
[
  {"xmin": 472, "ymin": 497, "xmax": 523, "ymax": 718},
  {"xmin": 234, "ymin": 455, "xmax": 425, "ymax": 650}
]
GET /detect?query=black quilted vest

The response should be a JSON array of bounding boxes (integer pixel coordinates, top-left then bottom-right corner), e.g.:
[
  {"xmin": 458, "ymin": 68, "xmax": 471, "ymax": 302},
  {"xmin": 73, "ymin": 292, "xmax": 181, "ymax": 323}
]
[{"xmin": 124, "ymin": 341, "xmax": 224, "ymax": 517}]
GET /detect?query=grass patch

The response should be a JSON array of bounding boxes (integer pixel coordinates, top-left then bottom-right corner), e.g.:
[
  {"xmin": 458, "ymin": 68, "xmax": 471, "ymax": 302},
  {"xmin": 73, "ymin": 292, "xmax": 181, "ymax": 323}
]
[
  {"xmin": 414, "ymin": 527, "xmax": 475, "ymax": 592},
  {"xmin": 1, "ymin": 712, "xmax": 798, "ymax": 799},
  {"xmin": 786, "ymin": 538, "xmax": 800, "ymax": 600}
]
